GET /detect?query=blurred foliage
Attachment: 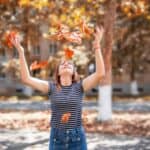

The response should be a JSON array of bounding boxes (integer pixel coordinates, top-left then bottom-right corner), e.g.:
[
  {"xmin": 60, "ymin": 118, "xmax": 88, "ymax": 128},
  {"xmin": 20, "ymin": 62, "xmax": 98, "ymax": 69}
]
[
  {"xmin": 113, "ymin": 0, "xmax": 150, "ymax": 80},
  {"xmin": 0, "ymin": 0, "xmax": 149, "ymax": 81}
]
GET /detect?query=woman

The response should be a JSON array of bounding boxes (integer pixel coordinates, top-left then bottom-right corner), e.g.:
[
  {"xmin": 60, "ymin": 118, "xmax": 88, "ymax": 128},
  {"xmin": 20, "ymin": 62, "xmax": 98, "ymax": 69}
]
[{"xmin": 10, "ymin": 26, "xmax": 105, "ymax": 150}]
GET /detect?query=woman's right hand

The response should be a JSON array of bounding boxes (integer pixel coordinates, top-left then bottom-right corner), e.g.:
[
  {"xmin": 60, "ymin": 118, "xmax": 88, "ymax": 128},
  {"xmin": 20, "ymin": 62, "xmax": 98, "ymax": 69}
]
[{"xmin": 10, "ymin": 34, "xmax": 24, "ymax": 53}]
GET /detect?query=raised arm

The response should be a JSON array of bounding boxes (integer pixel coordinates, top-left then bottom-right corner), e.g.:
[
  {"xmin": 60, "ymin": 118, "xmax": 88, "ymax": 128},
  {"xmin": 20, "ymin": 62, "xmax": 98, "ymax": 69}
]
[
  {"xmin": 82, "ymin": 26, "xmax": 105, "ymax": 92},
  {"xmin": 10, "ymin": 35, "xmax": 49, "ymax": 94}
]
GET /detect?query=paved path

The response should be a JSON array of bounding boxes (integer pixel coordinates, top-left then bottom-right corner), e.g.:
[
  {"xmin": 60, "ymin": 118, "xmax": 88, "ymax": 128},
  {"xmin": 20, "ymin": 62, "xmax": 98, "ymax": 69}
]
[
  {"xmin": 0, "ymin": 128, "xmax": 149, "ymax": 150},
  {"xmin": 0, "ymin": 100, "xmax": 150, "ymax": 112}
]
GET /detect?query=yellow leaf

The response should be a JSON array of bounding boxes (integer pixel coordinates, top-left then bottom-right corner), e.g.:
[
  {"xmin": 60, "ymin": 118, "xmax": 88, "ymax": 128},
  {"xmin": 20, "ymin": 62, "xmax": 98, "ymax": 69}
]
[
  {"xmin": 72, "ymin": 7, "xmax": 85, "ymax": 17},
  {"xmin": 19, "ymin": 0, "xmax": 30, "ymax": 6},
  {"xmin": 48, "ymin": 27, "xmax": 57, "ymax": 34},
  {"xmin": 60, "ymin": 14, "xmax": 67, "ymax": 22},
  {"xmin": 49, "ymin": 14, "xmax": 59, "ymax": 26}
]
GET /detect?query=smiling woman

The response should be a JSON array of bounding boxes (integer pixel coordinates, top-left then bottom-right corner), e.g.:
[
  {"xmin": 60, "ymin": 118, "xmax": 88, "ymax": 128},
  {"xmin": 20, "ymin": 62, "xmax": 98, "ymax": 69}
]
[{"xmin": 9, "ymin": 25, "xmax": 105, "ymax": 150}]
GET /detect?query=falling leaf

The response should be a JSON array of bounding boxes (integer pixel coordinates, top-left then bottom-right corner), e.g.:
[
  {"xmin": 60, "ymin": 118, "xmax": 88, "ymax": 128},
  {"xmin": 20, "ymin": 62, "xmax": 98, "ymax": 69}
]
[
  {"xmin": 38, "ymin": 61, "xmax": 48, "ymax": 68},
  {"xmin": 48, "ymin": 32, "xmax": 64, "ymax": 41},
  {"xmin": 30, "ymin": 61, "xmax": 39, "ymax": 71},
  {"xmin": 45, "ymin": 23, "xmax": 82, "ymax": 44},
  {"xmin": 64, "ymin": 47, "xmax": 74, "ymax": 60},
  {"xmin": 30, "ymin": 60, "xmax": 48, "ymax": 71},
  {"xmin": 61, "ymin": 112, "xmax": 71, "ymax": 123},
  {"xmin": 63, "ymin": 32, "xmax": 82, "ymax": 44},
  {"xmin": 80, "ymin": 20, "xmax": 94, "ymax": 37}
]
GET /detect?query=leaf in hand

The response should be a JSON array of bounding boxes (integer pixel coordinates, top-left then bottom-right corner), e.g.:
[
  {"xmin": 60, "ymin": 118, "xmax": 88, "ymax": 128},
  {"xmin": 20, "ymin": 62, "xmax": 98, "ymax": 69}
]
[{"xmin": 5, "ymin": 31, "xmax": 17, "ymax": 48}]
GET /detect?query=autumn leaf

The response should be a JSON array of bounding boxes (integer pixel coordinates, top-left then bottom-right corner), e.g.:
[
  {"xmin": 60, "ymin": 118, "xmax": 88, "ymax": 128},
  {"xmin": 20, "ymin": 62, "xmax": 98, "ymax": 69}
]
[
  {"xmin": 30, "ymin": 60, "xmax": 48, "ymax": 71},
  {"xmin": 44, "ymin": 22, "xmax": 81, "ymax": 43},
  {"xmin": 45, "ymin": 32, "xmax": 64, "ymax": 41},
  {"xmin": 4, "ymin": 31, "xmax": 17, "ymax": 48},
  {"xmin": 61, "ymin": 112, "xmax": 71, "ymax": 124},
  {"xmin": 38, "ymin": 61, "xmax": 48, "ymax": 69},
  {"xmin": 0, "ymin": 110, "xmax": 149, "ymax": 137},
  {"xmin": 80, "ymin": 20, "xmax": 94, "ymax": 37},
  {"xmin": 30, "ymin": 61, "xmax": 39, "ymax": 71},
  {"xmin": 57, "ymin": 23, "xmax": 70, "ymax": 33},
  {"xmin": 64, "ymin": 47, "xmax": 74, "ymax": 60},
  {"xmin": 45, "ymin": 23, "xmax": 82, "ymax": 44},
  {"xmin": 44, "ymin": 23, "xmax": 69, "ymax": 41},
  {"xmin": 63, "ymin": 32, "xmax": 82, "ymax": 44}
]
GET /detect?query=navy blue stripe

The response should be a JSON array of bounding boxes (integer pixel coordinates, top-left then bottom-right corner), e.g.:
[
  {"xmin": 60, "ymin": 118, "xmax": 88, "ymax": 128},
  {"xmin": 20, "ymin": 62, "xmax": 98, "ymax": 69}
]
[{"xmin": 48, "ymin": 80, "xmax": 84, "ymax": 129}]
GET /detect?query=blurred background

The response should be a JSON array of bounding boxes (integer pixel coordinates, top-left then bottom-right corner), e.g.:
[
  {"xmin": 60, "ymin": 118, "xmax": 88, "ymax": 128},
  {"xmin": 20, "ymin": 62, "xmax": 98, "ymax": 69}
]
[{"xmin": 0, "ymin": 0, "xmax": 149, "ymax": 150}]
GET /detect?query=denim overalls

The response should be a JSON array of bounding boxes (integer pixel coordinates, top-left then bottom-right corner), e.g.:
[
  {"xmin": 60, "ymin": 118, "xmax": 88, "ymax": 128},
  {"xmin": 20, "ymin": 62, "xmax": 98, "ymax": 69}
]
[{"xmin": 49, "ymin": 126, "xmax": 87, "ymax": 150}]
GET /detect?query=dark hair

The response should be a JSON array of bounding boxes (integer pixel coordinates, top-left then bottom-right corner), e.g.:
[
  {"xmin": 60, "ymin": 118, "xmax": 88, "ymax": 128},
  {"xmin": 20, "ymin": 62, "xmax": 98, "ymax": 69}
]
[{"xmin": 54, "ymin": 61, "xmax": 80, "ymax": 91}]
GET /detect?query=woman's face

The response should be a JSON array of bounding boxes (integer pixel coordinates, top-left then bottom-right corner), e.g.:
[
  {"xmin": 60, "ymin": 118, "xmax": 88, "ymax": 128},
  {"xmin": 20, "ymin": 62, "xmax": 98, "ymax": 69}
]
[{"xmin": 58, "ymin": 60, "xmax": 74, "ymax": 77}]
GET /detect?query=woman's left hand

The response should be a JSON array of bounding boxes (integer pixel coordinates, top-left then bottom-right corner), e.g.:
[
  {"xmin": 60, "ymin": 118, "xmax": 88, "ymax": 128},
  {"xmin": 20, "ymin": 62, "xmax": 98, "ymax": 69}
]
[{"xmin": 92, "ymin": 25, "xmax": 104, "ymax": 50}]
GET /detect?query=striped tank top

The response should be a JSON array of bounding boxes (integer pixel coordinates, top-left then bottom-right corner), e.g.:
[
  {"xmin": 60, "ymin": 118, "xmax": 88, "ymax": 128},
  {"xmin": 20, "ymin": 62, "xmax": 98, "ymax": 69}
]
[{"xmin": 48, "ymin": 80, "xmax": 84, "ymax": 129}]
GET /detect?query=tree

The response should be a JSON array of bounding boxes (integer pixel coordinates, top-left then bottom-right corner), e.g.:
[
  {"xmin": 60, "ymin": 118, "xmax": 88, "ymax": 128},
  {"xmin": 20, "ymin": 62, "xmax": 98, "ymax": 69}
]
[
  {"xmin": 98, "ymin": 0, "xmax": 116, "ymax": 121},
  {"xmin": 0, "ymin": 0, "xmax": 149, "ymax": 120},
  {"xmin": 113, "ymin": 0, "xmax": 150, "ymax": 95}
]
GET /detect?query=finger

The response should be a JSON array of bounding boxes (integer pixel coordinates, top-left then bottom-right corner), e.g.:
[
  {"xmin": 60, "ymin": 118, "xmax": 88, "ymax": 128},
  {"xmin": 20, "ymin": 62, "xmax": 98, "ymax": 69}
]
[
  {"xmin": 15, "ymin": 37, "xmax": 19, "ymax": 43},
  {"xmin": 94, "ymin": 25, "xmax": 99, "ymax": 33},
  {"xmin": 15, "ymin": 36, "xmax": 19, "ymax": 42},
  {"xmin": 96, "ymin": 26, "xmax": 100, "ymax": 33},
  {"xmin": 94, "ymin": 26, "xmax": 99, "ymax": 34},
  {"xmin": 99, "ymin": 25, "xmax": 104, "ymax": 33}
]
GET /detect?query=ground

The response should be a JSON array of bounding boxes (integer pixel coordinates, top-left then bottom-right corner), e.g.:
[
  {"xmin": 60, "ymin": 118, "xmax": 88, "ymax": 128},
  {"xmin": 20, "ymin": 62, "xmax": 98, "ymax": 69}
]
[
  {"xmin": 0, "ymin": 110, "xmax": 149, "ymax": 137},
  {"xmin": 0, "ymin": 99, "xmax": 150, "ymax": 149}
]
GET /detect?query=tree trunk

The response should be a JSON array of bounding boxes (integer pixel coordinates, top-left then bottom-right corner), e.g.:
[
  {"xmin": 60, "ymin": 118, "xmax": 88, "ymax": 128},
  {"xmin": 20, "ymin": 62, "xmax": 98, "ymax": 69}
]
[
  {"xmin": 98, "ymin": 0, "xmax": 116, "ymax": 121},
  {"xmin": 23, "ymin": 6, "xmax": 31, "ymax": 65},
  {"xmin": 130, "ymin": 45, "xmax": 138, "ymax": 95}
]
